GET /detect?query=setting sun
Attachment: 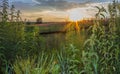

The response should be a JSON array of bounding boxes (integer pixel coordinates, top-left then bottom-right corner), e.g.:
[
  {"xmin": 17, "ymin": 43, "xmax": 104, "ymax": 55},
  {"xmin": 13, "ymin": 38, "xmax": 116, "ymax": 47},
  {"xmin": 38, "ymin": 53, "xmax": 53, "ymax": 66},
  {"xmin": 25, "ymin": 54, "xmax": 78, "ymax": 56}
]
[
  {"xmin": 63, "ymin": 8, "xmax": 85, "ymax": 32},
  {"xmin": 68, "ymin": 8, "xmax": 84, "ymax": 21}
]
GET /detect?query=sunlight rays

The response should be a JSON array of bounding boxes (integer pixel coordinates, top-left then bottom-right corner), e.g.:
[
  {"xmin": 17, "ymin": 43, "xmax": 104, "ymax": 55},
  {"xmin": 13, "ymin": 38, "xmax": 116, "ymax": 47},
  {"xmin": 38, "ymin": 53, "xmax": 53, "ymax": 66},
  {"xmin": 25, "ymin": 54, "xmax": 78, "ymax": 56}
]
[
  {"xmin": 63, "ymin": 21, "xmax": 80, "ymax": 33},
  {"xmin": 63, "ymin": 8, "xmax": 83, "ymax": 33},
  {"xmin": 63, "ymin": 22, "xmax": 73, "ymax": 31},
  {"xmin": 75, "ymin": 21, "xmax": 80, "ymax": 32}
]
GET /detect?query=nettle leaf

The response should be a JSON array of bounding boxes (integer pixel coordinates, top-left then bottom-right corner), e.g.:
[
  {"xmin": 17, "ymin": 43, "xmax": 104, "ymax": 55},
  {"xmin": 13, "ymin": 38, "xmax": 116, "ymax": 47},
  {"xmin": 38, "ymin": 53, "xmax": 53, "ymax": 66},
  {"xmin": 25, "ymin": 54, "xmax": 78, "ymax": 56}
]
[
  {"xmin": 0, "ymin": 12, "xmax": 3, "ymax": 15},
  {"xmin": 95, "ymin": 6, "xmax": 101, "ymax": 11},
  {"xmin": 100, "ymin": 13, "xmax": 105, "ymax": 18},
  {"xmin": 84, "ymin": 39, "xmax": 92, "ymax": 46}
]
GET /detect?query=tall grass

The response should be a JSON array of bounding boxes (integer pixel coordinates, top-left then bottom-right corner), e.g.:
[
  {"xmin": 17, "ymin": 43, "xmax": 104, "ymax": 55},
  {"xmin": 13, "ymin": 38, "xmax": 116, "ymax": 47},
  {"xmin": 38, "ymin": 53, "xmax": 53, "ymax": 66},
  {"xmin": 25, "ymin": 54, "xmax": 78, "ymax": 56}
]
[
  {"xmin": 0, "ymin": 0, "xmax": 120, "ymax": 74},
  {"xmin": 82, "ymin": 0, "xmax": 120, "ymax": 74},
  {"xmin": 13, "ymin": 44, "xmax": 82, "ymax": 74},
  {"xmin": 13, "ymin": 52, "xmax": 55, "ymax": 74},
  {"xmin": 0, "ymin": 0, "xmax": 25, "ymax": 73}
]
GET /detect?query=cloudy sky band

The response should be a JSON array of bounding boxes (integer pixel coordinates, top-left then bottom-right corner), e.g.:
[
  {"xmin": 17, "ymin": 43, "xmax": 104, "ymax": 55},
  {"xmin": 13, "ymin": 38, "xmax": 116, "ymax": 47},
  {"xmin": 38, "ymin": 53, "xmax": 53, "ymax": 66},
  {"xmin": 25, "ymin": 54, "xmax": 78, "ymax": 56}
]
[{"xmin": 7, "ymin": 0, "xmax": 114, "ymax": 22}]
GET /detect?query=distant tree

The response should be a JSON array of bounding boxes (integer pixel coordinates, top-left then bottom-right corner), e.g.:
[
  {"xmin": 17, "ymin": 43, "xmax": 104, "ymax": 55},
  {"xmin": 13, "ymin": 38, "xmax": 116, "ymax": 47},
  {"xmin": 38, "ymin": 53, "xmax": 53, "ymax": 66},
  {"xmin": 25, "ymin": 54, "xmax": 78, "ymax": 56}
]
[
  {"xmin": 36, "ymin": 17, "xmax": 42, "ymax": 24},
  {"xmin": 26, "ymin": 20, "xmax": 31, "ymax": 25}
]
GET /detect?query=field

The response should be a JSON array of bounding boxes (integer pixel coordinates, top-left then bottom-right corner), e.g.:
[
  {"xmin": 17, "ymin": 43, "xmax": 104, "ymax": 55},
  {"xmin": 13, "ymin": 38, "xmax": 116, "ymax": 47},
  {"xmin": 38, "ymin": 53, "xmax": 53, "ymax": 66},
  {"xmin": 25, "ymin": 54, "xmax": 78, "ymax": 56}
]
[{"xmin": 0, "ymin": 0, "xmax": 120, "ymax": 74}]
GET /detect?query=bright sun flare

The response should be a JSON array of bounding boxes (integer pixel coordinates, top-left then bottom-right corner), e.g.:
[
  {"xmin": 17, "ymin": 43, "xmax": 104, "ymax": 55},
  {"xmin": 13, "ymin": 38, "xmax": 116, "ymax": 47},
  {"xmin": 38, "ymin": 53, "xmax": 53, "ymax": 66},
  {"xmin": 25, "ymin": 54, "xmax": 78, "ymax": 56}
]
[
  {"xmin": 64, "ymin": 8, "xmax": 84, "ymax": 32},
  {"xmin": 64, "ymin": 8, "xmax": 93, "ymax": 32},
  {"xmin": 68, "ymin": 9, "xmax": 84, "ymax": 21}
]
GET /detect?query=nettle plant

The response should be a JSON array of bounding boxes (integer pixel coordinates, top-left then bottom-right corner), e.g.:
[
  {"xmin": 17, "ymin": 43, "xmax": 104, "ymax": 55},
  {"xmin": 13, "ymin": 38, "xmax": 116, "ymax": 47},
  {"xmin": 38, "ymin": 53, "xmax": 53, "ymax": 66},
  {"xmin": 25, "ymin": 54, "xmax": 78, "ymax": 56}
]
[
  {"xmin": 0, "ymin": 0, "xmax": 22, "ymax": 22},
  {"xmin": 0, "ymin": 0, "xmax": 24, "ymax": 73},
  {"xmin": 82, "ymin": 0, "xmax": 120, "ymax": 74}
]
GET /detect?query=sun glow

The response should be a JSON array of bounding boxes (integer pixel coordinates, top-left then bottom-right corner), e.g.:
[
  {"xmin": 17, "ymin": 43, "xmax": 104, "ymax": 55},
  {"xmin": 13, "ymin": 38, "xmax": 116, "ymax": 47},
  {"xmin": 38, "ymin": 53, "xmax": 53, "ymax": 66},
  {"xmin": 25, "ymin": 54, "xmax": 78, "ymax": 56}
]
[
  {"xmin": 68, "ymin": 8, "xmax": 84, "ymax": 22},
  {"xmin": 64, "ymin": 8, "xmax": 92, "ymax": 32}
]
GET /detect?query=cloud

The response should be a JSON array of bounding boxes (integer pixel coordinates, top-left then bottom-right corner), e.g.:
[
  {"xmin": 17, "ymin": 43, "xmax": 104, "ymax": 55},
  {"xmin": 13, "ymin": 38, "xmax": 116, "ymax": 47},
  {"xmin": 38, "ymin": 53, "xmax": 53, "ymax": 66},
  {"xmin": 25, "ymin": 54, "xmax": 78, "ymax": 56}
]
[
  {"xmin": 11, "ymin": 0, "xmax": 113, "ymax": 12},
  {"xmin": 12, "ymin": 1, "xmax": 35, "ymax": 11},
  {"xmin": 11, "ymin": 1, "xmax": 52, "ymax": 12},
  {"xmin": 33, "ymin": 0, "xmax": 89, "ymax": 11},
  {"xmin": 10, "ymin": 0, "xmax": 113, "ymax": 22},
  {"xmin": 33, "ymin": 0, "xmax": 113, "ymax": 10}
]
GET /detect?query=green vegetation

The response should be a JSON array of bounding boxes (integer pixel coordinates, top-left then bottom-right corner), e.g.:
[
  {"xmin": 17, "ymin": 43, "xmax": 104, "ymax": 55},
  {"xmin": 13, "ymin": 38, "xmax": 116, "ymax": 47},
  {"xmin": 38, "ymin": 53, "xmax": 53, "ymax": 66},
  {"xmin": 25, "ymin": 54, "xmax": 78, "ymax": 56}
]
[{"xmin": 0, "ymin": 0, "xmax": 120, "ymax": 74}]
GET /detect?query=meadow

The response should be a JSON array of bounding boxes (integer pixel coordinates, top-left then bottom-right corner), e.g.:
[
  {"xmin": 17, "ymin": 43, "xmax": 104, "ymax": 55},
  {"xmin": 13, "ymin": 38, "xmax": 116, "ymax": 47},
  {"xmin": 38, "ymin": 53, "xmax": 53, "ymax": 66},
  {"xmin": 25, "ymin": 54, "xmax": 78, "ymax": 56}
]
[{"xmin": 0, "ymin": 0, "xmax": 120, "ymax": 74}]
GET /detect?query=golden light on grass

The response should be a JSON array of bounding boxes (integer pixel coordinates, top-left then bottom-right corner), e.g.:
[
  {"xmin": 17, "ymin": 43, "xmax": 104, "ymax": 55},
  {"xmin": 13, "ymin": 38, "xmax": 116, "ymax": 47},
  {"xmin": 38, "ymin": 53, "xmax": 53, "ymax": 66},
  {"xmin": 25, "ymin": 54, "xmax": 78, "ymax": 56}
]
[{"xmin": 63, "ymin": 20, "xmax": 80, "ymax": 33}]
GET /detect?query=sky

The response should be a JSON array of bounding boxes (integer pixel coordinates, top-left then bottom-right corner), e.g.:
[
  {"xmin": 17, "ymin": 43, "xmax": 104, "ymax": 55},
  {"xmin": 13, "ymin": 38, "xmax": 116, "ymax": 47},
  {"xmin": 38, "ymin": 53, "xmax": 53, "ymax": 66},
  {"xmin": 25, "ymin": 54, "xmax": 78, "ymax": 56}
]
[{"xmin": 7, "ymin": 0, "xmax": 115, "ymax": 22}]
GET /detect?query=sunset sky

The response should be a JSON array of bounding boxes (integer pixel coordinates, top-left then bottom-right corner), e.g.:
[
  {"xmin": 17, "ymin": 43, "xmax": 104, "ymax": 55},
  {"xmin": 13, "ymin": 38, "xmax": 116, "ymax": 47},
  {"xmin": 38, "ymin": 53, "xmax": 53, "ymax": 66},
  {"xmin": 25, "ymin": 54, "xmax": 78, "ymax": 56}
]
[{"xmin": 8, "ymin": 0, "xmax": 115, "ymax": 22}]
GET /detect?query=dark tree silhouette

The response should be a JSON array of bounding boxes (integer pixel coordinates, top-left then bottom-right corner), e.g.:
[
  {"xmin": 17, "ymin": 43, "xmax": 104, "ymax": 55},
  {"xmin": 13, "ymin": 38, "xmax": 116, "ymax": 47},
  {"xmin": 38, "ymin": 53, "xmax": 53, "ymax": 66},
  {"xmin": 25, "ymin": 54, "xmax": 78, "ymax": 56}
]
[{"xmin": 36, "ymin": 17, "xmax": 42, "ymax": 24}]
